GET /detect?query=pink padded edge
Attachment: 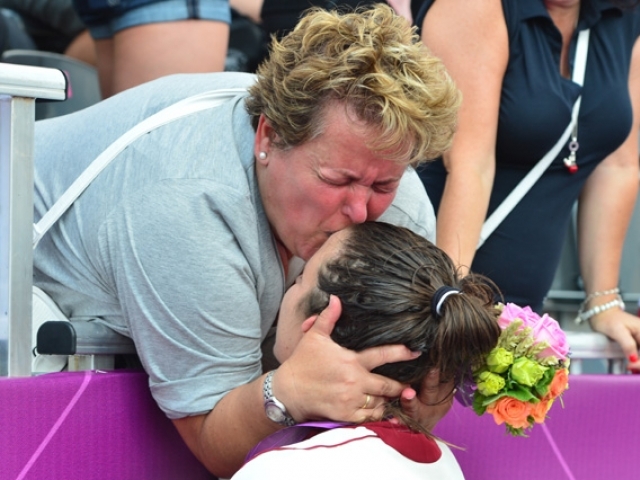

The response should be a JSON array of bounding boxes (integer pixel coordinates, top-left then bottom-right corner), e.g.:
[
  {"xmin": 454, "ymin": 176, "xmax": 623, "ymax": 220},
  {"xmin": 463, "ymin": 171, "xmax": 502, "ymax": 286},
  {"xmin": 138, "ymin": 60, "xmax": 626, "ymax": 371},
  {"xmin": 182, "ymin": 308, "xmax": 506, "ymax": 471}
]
[
  {"xmin": 434, "ymin": 375, "xmax": 640, "ymax": 480},
  {"xmin": 0, "ymin": 370, "xmax": 211, "ymax": 480}
]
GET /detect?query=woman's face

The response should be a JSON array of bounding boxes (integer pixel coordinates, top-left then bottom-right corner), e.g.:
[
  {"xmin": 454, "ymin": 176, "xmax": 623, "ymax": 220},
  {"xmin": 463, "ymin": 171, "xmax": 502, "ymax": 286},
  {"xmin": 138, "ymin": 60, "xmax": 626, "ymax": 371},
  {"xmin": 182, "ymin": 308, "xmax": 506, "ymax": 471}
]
[
  {"xmin": 273, "ymin": 230, "xmax": 347, "ymax": 362},
  {"xmin": 254, "ymin": 102, "xmax": 407, "ymax": 262}
]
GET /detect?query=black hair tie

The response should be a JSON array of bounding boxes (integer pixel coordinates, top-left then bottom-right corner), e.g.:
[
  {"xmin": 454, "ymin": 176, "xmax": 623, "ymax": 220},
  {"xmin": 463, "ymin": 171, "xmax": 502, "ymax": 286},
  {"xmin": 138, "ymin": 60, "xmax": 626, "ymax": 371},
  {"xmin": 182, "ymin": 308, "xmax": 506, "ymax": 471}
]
[{"xmin": 432, "ymin": 286, "xmax": 461, "ymax": 317}]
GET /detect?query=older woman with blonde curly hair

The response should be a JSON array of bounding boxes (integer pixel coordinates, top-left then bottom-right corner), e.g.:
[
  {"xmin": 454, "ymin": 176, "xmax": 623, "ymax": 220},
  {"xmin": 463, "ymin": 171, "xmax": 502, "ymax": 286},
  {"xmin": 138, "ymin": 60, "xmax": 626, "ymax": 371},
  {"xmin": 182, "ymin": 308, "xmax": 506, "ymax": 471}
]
[{"xmin": 33, "ymin": 4, "xmax": 460, "ymax": 477}]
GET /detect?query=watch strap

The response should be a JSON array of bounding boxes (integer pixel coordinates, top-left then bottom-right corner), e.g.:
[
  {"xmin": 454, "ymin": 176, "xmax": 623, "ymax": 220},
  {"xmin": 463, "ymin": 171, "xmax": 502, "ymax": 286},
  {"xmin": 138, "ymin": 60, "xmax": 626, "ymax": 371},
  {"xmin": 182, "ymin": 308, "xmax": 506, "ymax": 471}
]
[{"xmin": 263, "ymin": 370, "xmax": 297, "ymax": 426}]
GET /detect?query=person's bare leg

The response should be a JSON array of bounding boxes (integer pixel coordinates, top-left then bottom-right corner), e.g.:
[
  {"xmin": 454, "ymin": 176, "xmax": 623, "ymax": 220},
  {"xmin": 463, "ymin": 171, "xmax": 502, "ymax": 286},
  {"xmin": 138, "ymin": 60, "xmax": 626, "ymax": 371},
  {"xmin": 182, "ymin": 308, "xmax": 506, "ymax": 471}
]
[
  {"xmin": 229, "ymin": 0, "xmax": 263, "ymax": 24},
  {"xmin": 111, "ymin": 20, "xmax": 229, "ymax": 95},
  {"xmin": 64, "ymin": 30, "xmax": 98, "ymax": 67},
  {"xmin": 95, "ymin": 38, "xmax": 115, "ymax": 98}
]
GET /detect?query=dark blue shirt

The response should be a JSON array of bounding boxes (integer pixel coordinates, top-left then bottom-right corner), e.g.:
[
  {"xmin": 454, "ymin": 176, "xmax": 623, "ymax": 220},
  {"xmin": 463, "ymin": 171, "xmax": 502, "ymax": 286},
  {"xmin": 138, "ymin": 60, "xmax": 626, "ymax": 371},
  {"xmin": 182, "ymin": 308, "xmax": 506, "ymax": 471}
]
[{"xmin": 417, "ymin": 0, "xmax": 640, "ymax": 309}]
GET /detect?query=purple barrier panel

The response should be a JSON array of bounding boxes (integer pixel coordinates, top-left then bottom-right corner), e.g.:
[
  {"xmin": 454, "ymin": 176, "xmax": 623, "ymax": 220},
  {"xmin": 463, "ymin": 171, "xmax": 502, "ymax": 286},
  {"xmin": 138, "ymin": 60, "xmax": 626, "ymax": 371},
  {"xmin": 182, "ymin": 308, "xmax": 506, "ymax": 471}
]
[
  {"xmin": 0, "ymin": 370, "xmax": 212, "ymax": 480},
  {"xmin": 434, "ymin": 374, "xmax": 640, "ymax": 480}
]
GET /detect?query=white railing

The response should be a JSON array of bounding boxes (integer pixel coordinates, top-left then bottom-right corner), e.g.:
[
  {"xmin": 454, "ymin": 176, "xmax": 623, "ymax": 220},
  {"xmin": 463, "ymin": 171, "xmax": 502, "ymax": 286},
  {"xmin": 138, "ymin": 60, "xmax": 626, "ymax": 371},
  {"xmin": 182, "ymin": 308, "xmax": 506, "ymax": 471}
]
[
  {"xmin": 565, "ymin": 330, "xmax": 626, "ymax": 374},
  {"xmin": 0, "ymin": 61, "xmax": 630, "ymax": 378},
  {"xmin": 0, "ymin": 62, "xmax": 66, "ymax": 377}
]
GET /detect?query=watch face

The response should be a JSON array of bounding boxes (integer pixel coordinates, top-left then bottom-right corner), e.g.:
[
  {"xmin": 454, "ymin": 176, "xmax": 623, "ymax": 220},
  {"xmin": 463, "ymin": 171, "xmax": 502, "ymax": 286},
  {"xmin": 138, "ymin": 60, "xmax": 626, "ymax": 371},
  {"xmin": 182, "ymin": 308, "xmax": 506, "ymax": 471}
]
[
  {"xmin": 265, "ymin": 401, "xmax": 286, "ymax": 423},
  {"xmin": 263, "ymin": 371, "xmax": 296, "ymax": 426}
]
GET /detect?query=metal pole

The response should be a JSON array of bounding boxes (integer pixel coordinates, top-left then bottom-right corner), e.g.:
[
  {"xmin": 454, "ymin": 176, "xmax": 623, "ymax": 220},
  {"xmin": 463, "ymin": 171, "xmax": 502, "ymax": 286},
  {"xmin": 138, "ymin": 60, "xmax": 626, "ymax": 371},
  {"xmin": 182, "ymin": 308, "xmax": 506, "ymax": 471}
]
[
  {"xmin": 0, "ymin": 95, "xmax": 34, "ymax": 376},
  {"xmin": 0, "ymin": 63, "xmax": 66, "ymax": 376}
]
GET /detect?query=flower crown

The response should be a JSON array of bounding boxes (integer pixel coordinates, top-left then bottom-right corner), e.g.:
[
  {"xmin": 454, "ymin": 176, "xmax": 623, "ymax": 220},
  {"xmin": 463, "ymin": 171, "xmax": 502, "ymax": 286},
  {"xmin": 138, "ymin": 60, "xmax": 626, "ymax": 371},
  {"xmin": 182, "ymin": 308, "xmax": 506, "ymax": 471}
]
[{"xmin": 457, "ymin": 303, "xmax": 570, "ymax": 436}]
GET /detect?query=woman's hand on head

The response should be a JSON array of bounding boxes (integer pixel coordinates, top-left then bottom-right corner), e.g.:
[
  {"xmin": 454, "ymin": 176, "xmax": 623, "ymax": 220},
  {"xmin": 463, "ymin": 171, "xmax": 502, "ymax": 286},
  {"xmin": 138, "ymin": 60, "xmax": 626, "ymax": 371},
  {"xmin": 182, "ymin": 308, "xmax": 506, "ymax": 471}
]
[
  {"xmin": 398, "ymin": 370, "xmax": 456, "ymax": 432},
  {"xmin": 589, "ymin": 308, "xmax": 640, "ymax": 372},
  {"xmin": 274, "ymin": 295, "xmax": 420, "ymax": 423}
]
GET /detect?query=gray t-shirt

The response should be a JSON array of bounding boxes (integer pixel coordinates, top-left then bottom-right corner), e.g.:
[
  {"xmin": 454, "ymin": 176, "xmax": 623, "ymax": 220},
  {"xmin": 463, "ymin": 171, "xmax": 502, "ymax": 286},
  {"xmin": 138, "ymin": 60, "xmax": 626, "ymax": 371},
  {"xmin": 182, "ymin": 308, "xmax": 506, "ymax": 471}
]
[{"xmin": 33, "ymin": 72, "xmax": 436, "ymax": 418}]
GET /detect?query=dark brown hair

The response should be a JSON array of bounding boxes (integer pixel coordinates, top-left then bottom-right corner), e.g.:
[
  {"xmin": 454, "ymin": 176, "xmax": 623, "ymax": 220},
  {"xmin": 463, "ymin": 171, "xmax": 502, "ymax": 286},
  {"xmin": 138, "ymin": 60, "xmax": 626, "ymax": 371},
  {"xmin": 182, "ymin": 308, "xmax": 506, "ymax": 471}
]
[{"xmin": 301, "ymin": 222, "xmax": 501, "ymax": 432}]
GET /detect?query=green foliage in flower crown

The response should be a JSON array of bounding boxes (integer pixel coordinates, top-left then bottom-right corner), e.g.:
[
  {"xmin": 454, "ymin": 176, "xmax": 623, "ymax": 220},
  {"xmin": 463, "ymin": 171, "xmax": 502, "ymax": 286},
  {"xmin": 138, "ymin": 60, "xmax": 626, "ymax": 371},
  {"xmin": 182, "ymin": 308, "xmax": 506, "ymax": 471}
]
[
  {"xmin": 533, "ymin": 367, "xmax": 556, "ymax": 398},
  {"xmin": 506, "ymin": 424, "xmax": 526, "ymax": 437}
]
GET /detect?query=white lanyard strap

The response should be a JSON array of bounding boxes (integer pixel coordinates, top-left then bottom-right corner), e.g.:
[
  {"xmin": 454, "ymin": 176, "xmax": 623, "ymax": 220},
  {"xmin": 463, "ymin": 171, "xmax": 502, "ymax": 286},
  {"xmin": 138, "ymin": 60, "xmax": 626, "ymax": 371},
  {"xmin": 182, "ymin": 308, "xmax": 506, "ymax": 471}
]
[
  {"xmin": 33, "ymin": 88, "xmax": 246, "ymax": 249},
  {"xmin": 478, "ymin": 29, "xmax": 590, "ymax": 249}
]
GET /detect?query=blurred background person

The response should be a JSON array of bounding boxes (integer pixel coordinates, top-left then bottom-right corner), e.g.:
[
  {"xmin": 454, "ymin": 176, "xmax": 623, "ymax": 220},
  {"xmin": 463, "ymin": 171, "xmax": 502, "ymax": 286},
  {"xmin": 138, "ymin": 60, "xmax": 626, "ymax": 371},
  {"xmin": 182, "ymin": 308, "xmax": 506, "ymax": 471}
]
[
  {"xmin": 415, "ymin": 0, "xmax": 640, "ymax": 369},
  {"xmin": 72, "ymin": 0, "xmax": 231, "ymax": 97},
  {"xmin": 0, "ymin": 0, "xmax": 95, "ymax": 64},
  {"xmin": 230, "ymin": 0, "xmax": 412, "ymax": 42}
]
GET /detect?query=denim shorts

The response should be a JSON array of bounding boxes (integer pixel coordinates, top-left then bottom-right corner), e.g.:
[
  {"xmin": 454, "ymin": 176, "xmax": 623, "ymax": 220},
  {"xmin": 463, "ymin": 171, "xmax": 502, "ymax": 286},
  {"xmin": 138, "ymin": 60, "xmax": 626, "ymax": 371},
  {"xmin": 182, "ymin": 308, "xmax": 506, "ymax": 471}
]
[{"xmin": 74, "ymin": 0, "xmax": 230, "ymax": 39}]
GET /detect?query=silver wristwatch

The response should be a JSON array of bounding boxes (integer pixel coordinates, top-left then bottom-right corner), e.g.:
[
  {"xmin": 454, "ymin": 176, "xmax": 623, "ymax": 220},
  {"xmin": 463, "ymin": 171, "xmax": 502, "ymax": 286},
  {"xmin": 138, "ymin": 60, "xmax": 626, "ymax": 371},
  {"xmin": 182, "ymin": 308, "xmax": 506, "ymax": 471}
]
[{"xmin": 263, "ymin": 370, "xmax": 297, "ymax": 427}]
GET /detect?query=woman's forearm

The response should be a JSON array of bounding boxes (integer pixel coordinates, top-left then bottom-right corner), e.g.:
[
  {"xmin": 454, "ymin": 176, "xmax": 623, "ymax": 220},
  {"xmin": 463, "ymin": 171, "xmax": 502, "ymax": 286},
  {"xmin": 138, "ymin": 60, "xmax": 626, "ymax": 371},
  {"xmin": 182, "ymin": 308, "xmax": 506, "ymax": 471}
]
[
  {"xmin": 436, "ymin": 162, "xmax": 495, "ymax": 272},
  {"xmin": 172, "ymin": 373, "xmax": 279, "ymax": 478},
  {"xmin": 171, "ymin": 298, "xmax": 419, "ymax": 478},
  {"xmin": 578, "ymin": 36, "xmax": 640, "ymax": 298},
  {"xmin": 420, "ymin": 0, "xmax": 508, "ymax": 272},
  {"xmin": 578, "ymin": 156, "xmax": 639, "ymax": 297}
]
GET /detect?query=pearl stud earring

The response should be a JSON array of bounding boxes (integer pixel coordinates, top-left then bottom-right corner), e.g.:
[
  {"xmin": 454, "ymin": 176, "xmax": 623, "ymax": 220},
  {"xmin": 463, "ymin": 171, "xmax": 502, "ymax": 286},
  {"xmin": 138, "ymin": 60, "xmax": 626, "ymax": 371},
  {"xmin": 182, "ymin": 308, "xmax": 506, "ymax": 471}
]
[{"xmin": 258, "ymin": 151, "xmax": 267, "ymax": 160}]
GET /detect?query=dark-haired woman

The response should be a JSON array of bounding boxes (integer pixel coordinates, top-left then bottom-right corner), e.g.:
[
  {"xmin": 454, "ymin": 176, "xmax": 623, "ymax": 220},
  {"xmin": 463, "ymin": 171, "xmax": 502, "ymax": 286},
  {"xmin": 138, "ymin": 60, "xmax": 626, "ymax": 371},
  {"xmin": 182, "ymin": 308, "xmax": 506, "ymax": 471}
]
[{"xmin": 232, "ymin": 222, "xmax": 501, "ymax": 479}]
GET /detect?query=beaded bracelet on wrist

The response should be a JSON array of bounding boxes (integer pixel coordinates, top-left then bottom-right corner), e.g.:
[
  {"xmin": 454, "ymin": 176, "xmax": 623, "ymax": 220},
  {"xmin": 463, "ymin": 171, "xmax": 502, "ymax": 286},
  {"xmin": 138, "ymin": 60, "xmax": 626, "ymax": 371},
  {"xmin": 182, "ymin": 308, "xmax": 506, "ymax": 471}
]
[
  {"xmin": 575, "ymin": 291, "xmax": 625, "ymax": 325},
  {"xmin": 582, "ymin": 287, "xmax": 619, "ymax": 305}
]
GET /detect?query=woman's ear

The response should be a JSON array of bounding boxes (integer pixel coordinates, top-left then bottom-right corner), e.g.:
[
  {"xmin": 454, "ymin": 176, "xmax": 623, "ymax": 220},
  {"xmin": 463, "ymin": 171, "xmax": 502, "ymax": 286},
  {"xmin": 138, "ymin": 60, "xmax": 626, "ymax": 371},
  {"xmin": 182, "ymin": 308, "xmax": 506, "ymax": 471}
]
[
  {"xmin": 254, "ymin": 114, "xmax": 273, "ymax": 165},
  {"xmin": 300, "ymin": 316, "xmax": 317, "ymax": 333}
]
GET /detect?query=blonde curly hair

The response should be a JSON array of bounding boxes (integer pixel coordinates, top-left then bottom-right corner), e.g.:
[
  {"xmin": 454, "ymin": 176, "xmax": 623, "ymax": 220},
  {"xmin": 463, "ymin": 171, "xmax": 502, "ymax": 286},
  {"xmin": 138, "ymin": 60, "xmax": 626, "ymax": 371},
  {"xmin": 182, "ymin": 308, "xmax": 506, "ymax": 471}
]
[{"xmin": 245, "ymin": 4, "xmax": 461, "ymax": 167}]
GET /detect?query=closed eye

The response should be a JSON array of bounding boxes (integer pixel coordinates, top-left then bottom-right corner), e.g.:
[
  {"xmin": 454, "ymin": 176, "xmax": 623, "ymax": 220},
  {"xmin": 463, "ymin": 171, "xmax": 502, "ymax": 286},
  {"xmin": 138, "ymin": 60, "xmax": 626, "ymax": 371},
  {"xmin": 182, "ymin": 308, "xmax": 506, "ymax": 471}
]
[
  {"xmin": 372, "ymin": 182, "xmax": 399, "ymax": 194},
  {"xmin": 319, "ymin": 175, "xmax": 351, "ymax": 187}
]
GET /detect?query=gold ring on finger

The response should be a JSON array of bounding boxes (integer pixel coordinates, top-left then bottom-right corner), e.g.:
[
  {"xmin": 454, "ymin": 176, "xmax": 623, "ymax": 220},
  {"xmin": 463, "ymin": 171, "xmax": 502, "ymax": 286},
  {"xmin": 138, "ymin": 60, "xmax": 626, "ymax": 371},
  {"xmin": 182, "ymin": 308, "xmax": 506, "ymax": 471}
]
[{"xmin": 361, "ymin": 394, "xmax": 371, "ymax": 410}]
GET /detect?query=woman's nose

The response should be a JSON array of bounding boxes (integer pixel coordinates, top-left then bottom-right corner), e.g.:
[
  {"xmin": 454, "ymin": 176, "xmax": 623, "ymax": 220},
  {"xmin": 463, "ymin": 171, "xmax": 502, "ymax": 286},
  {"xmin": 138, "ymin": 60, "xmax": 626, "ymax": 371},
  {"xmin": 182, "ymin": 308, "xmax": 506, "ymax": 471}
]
[{"xmin": 342, "ymin": 186, "xmax": 371, "ymax": 223}]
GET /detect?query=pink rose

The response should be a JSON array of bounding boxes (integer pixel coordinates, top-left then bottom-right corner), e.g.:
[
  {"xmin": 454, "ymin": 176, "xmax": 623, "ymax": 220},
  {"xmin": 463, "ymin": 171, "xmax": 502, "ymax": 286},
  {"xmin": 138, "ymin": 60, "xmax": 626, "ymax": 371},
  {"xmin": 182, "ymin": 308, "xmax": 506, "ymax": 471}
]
[
  {"xmin": 498, "ymin": 303, "xmax": 540, "ymax": 330},
  {"xmin": 498, "ymin": 303, "xmax": 569, "ymax": 361},
  {"xmin": 531, "ymin": 314, "xmax": 569, "ymax": 361}
]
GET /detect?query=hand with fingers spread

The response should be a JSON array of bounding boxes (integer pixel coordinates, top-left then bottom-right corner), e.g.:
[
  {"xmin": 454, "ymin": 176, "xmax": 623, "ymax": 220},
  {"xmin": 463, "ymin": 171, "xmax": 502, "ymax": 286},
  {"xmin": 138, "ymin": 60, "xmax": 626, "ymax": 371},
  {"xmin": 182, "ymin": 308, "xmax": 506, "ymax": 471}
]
[{"xmin": 274, "ymin": 295, "xmax": 419, "ymax": 424}]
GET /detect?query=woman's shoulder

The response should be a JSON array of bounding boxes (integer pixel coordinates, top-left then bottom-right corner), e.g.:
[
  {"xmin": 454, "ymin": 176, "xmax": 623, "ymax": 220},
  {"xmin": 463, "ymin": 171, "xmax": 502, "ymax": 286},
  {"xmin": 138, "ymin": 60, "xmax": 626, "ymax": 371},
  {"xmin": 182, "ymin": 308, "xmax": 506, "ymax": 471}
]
[{"xmin": 118, "ymin": 72, "xmax": 256, "ymax": 111}]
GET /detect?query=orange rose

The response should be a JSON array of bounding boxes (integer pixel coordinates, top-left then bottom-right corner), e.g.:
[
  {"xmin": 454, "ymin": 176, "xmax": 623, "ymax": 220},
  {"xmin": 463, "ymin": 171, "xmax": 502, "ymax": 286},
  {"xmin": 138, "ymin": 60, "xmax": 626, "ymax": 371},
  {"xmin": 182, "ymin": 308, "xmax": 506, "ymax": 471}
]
[
  {"xmin": 486, "ymin": 397, "xmax": 532, "ymax": 429},
  {"xmin": 530, "ymin": 398, "xmax": 554, "ymax": 424},
  {"xmin": 548, "ymin": 368, "xmax": 569, "ymax": 399}
]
